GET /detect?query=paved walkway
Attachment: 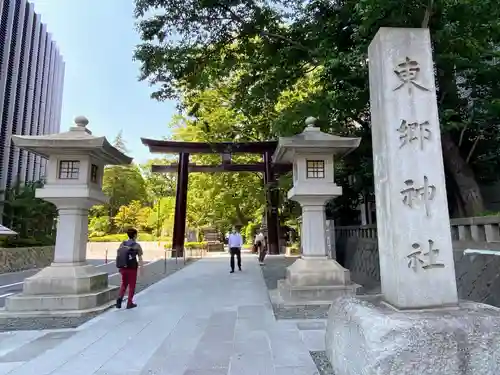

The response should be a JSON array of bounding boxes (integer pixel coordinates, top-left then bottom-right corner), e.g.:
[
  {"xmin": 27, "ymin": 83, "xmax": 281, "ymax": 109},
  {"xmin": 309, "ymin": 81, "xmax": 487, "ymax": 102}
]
[{"xmin": 0, "ymin": 255, "xmax": 322, "ymax": 375}]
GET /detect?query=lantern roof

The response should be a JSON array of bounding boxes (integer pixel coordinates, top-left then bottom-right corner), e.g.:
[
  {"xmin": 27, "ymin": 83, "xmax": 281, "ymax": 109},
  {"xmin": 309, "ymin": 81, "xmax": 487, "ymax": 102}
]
[
  {"xmin": 0, "ymin": 224, "xmax": 17, "ymax": 237},
  {"xmin": 11, "ymin": 116, "xmax": 132, "ymax": 166},
  {"xmin": 272, "ymin": 117, "xmax": 361, "ymax": 163}
]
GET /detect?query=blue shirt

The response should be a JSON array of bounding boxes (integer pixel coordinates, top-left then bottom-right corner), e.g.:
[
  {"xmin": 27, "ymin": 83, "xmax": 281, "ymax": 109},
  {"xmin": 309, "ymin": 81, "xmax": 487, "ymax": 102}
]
[{"xmin": 228, "ymin": 233, "xmax": 243, "ymax": 248}]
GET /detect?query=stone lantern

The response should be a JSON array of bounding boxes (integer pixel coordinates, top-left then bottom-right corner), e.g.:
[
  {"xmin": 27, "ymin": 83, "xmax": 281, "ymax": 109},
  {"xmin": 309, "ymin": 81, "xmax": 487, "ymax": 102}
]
[
  {"xmin": 2, "ymin": 116, "xmax": 132, "ymax": 317},
  {"xmin": 272, "ymin": 117, "xmax": 361, "ymax": 303}
]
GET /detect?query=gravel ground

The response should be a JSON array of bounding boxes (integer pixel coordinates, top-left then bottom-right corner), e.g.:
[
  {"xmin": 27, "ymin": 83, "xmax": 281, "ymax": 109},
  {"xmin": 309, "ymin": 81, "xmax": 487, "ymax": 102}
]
[
  {"xmin": 311, "ymin": 351, "xmax": 335, "ymax": 375},
  {"xmin": 260, "ymin": 255, "xmax": 298, "ymax": 290},
  {"xmin": 259, "ymin": 255, "xmax": 332, "ymax": 320},
  {"xmin": 0, "ymin": 258, "xmax": 197, "ymax": 332}
]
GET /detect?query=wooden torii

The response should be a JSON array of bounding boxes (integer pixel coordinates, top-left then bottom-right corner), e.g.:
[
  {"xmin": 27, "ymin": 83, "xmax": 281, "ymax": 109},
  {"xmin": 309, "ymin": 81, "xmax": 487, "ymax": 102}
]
[{"xmin": 141, "ymin": 139, "xmax": 292, "ymax": 255}]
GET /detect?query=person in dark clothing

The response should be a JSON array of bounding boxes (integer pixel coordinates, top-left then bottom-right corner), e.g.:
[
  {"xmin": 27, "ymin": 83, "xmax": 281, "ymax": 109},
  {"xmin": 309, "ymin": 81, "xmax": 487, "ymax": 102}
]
[{"xmin": 116, "ymin": 228, "xmax": 144, "ymax": 309}]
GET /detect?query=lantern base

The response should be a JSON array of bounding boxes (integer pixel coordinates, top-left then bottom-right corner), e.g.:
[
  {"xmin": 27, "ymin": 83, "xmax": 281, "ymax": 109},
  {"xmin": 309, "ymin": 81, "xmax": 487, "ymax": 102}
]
[
  {"xmin": 1, "ymin": 263, "xmax": 118, "ymax": 317},
  {"xmin": 277, "ymin": 258, "xmax": 361, "ymax": 304}
]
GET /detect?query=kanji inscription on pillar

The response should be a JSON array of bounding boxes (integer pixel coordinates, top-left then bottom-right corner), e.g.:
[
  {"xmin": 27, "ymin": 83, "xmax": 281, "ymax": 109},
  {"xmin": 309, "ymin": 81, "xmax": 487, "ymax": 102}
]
[
  {"xmin": 369, "ymin": 28, "xmax": 458, "ymax": 308},
  {"xmin": 393, "ymin": 56, "xmax": 430, "ymax": 92},
  {"xmin": 400, "ymin": 175, "xmax": 436, "ymax": 217},
  {"xmin": 397, "ymin": 120, "xmax": 432, "ymax": 150},
  {"xmin": 407, "ymin": 239, "xmax": 445, "ymax": 271}
]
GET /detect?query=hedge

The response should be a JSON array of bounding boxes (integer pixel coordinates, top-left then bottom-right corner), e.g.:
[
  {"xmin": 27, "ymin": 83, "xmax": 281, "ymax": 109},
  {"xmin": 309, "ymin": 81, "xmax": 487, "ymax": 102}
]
[
  {"xmin": 165, "ymin": 242, "xmax": 208, "ymax": 249},
  {"xmin": 87, "ymin": 235, "xmax": 207, "ymax": 249},
  {"xmin": 88, "ymin": 234, "xmax": 172, "ymax": 242}
]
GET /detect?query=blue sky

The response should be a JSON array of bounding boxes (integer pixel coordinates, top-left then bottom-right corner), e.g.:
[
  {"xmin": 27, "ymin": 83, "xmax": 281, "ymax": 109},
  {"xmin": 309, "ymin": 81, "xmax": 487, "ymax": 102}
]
[{"xmin": 31, "ymin": 0, "xmax": 177, "ymax": 163}]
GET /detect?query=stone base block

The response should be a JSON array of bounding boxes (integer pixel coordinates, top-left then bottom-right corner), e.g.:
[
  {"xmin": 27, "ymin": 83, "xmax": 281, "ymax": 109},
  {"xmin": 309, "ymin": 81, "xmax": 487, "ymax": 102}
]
[
  {"xmin": 326, "ymin": 295, "xmax": 500, "ymax": 375},
  {"xmin": 277, "ymin": 258, "xmax": 360, "ymax": 304},
  {"xmin": 22, "ymin": 263, "xmax": 109, "ymax": 295},
  {"xmin": 0, "ymin": 286, "xmax": 118, "ymax": 316},
  {"xmin": 277, "ymin": 279, "xmax": 359, "ymax": 304},
  {"xmin": 286, "ymin": 258, "xmax": 351, "ymax": 286}
]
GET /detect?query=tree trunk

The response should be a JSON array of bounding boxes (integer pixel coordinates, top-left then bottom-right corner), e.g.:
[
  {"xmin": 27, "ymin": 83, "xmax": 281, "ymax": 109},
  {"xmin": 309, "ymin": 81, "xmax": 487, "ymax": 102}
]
[{"xmin": 441, "ymin": 132, "xmax": 485, "ymax": 216}]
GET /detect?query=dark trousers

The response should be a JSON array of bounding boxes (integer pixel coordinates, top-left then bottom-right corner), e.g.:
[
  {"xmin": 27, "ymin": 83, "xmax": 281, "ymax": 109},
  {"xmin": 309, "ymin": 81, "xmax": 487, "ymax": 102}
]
[
  {"xmin": 119, "ymin": 268, "xmax": 138, "ymax": 303},
  {"xmin": 230, "ymin": 247, "xmax": 241, "ymax": 271},
  {"xmin": 258, "ymin": 243, "xmax": 267, "ymax": 263}
]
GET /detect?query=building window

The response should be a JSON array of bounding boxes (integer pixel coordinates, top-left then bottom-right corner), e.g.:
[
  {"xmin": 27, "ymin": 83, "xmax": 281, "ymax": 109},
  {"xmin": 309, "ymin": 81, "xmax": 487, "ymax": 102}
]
[
  {"xmin": 306, "ymin": 160, "xmax": 325, "ymax": 179},
  {"xmin": 58, "ymin": 160, "xmax": 80, "ymax": 180},
  {"xmin": 91, "ymin": 164, "xmax": 98, "ymax": 183}
]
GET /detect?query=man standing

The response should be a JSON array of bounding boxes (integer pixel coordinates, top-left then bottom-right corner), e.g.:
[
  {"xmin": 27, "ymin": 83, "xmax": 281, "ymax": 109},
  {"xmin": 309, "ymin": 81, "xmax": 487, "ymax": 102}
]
[
  {"xmin": 116, "ymin": 228, "xmax": 144, "ymax": 309},
  {"xmin": 254, "ymin": 230, "xmax": 266, "ymax": 266},
  {"xmin": 228, "ymin": 227, "xmax": 243, "ymax": 273}
]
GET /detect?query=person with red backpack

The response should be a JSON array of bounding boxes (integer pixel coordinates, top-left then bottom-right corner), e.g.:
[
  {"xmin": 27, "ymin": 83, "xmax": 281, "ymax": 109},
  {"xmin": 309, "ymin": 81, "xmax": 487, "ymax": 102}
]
[{"xmin": 115, "ymin": 228, "xmax": 144, "ymax": 309}]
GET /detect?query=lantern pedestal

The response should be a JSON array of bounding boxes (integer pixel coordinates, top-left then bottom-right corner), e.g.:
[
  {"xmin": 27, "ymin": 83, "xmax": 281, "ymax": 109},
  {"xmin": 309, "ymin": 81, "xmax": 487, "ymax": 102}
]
[
  {"xmin": 3, "ymin": 263, "xmax": 118, "ymax": 317},
  {"xmin": 277, "ymin": 258, "xmax": 360, "ymax": 304},
  {"xmin": 271, "ymin": 118, "xmax": 361, "ymax": 305},
  {"xmin": 277, "ymin": 193, "xmax": 360, "ymax": 304},
  {"xmin": 0, "ymin": 117, "xmax": 131, "ymax": 319}
]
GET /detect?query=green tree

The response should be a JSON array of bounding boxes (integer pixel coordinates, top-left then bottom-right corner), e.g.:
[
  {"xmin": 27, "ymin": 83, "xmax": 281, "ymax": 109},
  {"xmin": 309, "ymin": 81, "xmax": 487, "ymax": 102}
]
[
  {"xmin": 134, "ymin": 0, "xmax": 500, "ymax": 217},
  {"xmin": 1, "ymin": 181, "xmax": 57, "ymax": 246},
  {"xmin": 100, "ymin": 133, "xmax": 148, "ymax": 230},
  {"xmin": 114, "ymin": 200, "xmax": 152, "ymax": 232}
]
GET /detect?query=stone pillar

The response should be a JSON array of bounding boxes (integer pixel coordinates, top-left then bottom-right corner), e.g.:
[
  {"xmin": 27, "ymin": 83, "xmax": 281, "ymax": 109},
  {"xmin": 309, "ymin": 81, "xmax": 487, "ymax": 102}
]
[
  {"xmin": 326, "ymin": 28, "xmax": 500, "ymax": 375},
  {"xmin": 369, "ymin": 27, "xmax": 458, "ymax": 309},
  {"xmin": 299, "ymin": 200, "xmax": 328, "ymax": 258},
  {"xmin": 53, "ymin": 207, "xmax": 89, "ymax": 264}
]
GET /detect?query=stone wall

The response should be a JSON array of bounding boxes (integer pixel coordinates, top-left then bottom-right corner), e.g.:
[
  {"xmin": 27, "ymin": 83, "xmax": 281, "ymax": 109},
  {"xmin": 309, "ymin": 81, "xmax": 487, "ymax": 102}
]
[
  {"xmin": 336, "ymin": 217, "xmax": 500, "ymax": 307},
  {"xmin": 0, "ymin": 246, "xmax": 54, "ymax": 273}
]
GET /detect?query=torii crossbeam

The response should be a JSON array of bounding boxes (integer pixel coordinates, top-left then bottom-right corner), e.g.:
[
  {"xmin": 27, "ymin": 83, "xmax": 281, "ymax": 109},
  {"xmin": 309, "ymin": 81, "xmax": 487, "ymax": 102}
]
[{"xmin": 141, "ymin": 138, "xmax": 291, "ymax": 255}]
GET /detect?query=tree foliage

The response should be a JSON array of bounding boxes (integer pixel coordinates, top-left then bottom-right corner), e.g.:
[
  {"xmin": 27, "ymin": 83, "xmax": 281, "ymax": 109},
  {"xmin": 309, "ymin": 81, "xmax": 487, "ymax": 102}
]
[
  {"xmin": 1, "ymin": 181, "xmax": 57, "ymax": 246},
  {"xmin": 134, "ymin": 0, "xmax": 500, "ymax": 218}
]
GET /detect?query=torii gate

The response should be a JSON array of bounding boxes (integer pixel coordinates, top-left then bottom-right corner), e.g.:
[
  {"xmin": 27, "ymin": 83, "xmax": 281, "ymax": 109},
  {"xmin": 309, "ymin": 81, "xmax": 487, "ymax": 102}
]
[{"xmin": 140, "ymin": 139, "xmax": 292, "ymax": 255}]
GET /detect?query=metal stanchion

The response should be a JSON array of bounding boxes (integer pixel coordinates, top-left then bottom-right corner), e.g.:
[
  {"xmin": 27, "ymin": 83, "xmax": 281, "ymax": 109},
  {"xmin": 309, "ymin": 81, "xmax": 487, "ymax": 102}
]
[
  {"xmin": 105, "ymin": 248, "xmax": 108, "ymax": 264},
  {"xmin": 164, "ymin": 247, "xmax": 167, "ymax": 274}
]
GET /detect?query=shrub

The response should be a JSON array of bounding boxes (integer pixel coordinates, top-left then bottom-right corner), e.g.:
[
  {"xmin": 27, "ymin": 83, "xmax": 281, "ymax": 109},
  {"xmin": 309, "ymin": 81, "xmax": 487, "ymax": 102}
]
[
  {"xmin": 88, "ymin": 234, "xmax": 171, "ymax": 242},
  {"xmin": 164, "ymin": 241, "xmax": 208, "ymax": 249},
  {"xmin": 1, "ymin": 236, "xmax": 54, "ymax": 248}
]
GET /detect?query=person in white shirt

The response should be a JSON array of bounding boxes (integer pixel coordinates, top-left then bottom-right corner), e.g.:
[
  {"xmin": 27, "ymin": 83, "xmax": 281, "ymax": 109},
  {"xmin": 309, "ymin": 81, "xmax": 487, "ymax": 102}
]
[
  {"xmin": 254, "ymin": 230, "xmax": 266, "ymax": 265},
  {"xmin": 228, "ymin": 227, "xmax": 243, "ymax": 273}
]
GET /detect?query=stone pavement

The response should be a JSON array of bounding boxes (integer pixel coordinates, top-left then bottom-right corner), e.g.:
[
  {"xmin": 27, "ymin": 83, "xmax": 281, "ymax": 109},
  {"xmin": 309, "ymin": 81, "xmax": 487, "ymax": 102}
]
[{"xmin": 0, "ymin": 255, "xmax": 324, "ymax": 375}]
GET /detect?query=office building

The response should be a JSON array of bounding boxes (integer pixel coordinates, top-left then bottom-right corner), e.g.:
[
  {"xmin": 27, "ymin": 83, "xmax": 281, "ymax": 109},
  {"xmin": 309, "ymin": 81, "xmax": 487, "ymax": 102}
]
[{"xmin": 0, "ymin": 0, "xmax": 65, "ymax": 194}]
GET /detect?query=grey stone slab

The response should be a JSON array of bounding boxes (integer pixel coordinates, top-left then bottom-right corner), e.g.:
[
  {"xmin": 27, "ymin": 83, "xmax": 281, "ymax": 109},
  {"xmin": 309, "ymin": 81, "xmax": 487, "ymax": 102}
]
[
  {"xmin": 230, "ymin": 338, "xmax": 275, "ymax": 375},
  {"xmin": 0, "ymin": 334, "xmax": 11, "ymax": 346},
  {"xmin": 296, "ymin": 321, "xmax": 326, "ymax": 331},
  {"xmin": 96, "ymin": 308, "xmax": 185, "ymax": 373},
  {"xmin": 274, "ymin": 366, "xmax": 320, "ymax": 375},
  {"xmin": 237, "ymin": 305, "xmax": 273, "ymax": 319},
  {"xmin": 193, "ymin": 340, "xmax": 234, "ymax": 369},
  {"xmin": 208, "ymin": 311, "xmax": 237, "ymax": 326},
  {"xmin": 187, "ymin": 341, "xmax": 234, "ymax": 370},
  {"xmin": 268, "ymin": 328, "xmax": 317, "ymax": 368},
  {"xmin": 233, "ymin": 331, "xmax": 271, "ymax": 355},
  {"xmin": 139, "ymin": 316, "xmax": 209, "ymax": 375},
  {"xmin": 235, "ymin": 315, "xmax": 274, "ymax": 333},
  {"xmin": 326, "ymin": 296, "xmax": 500, "ymax": 375},
  {"xmin": 299, "ymin": 330, "xmax": 325, "ymax": 352},
  {"xmin": 201, "ymin": 320, "xmax": 236, "ymax": 343},
  {"xmin": 7, "ymin": 311, "xmax": 131, "ymax": 375},
  {"xmin": 0, "ymin": 331, "xmax": 74, "ymax": 363},
  {"xmin": 48, "ymin": 318, "xmax": 153, "ymax": 375},
  {"xmin": 184, "ymin": 369, "xmax": 228, "ymax": 375},
  {"xmin": 0, "ymin": 362, "xmax": 24, "ymax": 375},
  {"xmin": 0, "ymin": 331, "xmax": 44, "ymax": 358},
  {"xmin": 94, "ymin": 371, "xmax": 141, "ymax": 375}
]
